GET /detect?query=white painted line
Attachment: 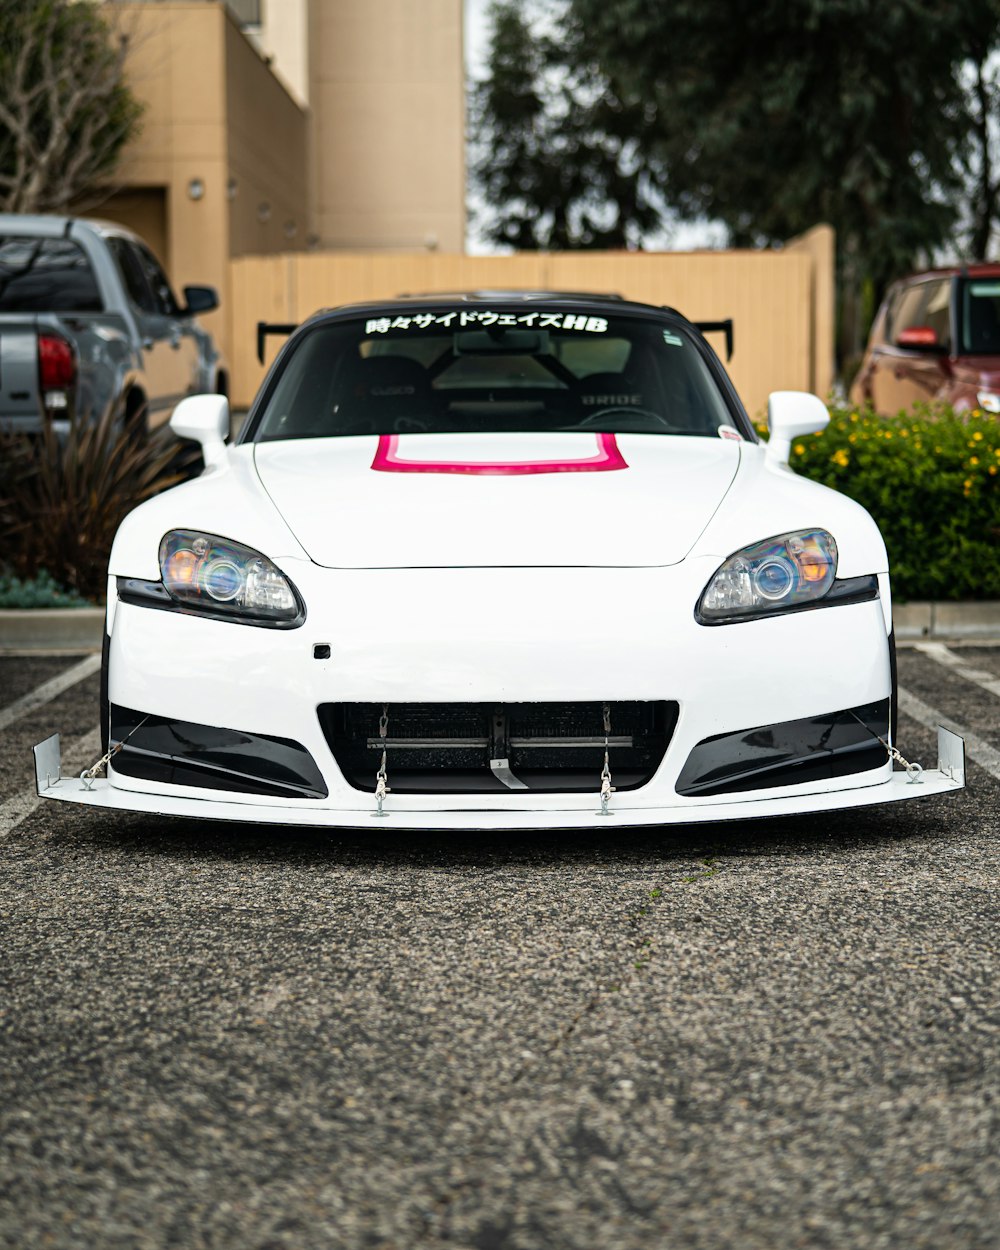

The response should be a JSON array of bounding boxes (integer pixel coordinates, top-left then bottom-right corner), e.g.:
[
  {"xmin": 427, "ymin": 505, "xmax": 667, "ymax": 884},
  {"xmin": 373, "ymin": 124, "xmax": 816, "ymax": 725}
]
[
  {"xmin": 898, "ymin": 685, "xmax": 1000, "ymax": 783},
  {"xmin": 0, "ymin": 654, "xmax": 101, "ymax": 734},
  {"xmin": 914, "ymin": 641, "xmax": 1000, "ymax": 699},
  {"xmin": 0, "ymin": 727, "xmax": 102, "ymax": 837}
]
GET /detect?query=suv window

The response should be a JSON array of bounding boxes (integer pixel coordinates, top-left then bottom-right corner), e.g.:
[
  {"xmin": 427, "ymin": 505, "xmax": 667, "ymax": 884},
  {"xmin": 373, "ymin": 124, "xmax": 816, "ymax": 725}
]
[
  {"xmin": 961, "ymin": 279, "xmax": 1000, "ymax": 355},
  {"xmin": 107, "ymin": 236, "xmax": 157, "ymax": 314},
  {"xmin": 0, "ymin": 236, "xmax": 103, "ymax": 313},
  {"xmin": 887, "ymin": 282, "xmax": 930, "ymax": 342},
  {"xmin": 921, "ymin": 280, "xmax": 952, "ymax": 350}
]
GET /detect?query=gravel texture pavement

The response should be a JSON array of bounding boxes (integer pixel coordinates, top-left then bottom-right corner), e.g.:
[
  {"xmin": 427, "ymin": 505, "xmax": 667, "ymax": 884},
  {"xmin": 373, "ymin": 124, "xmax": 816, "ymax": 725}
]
[{"xmin": 0, "ymin": 648, "xmax": 996, "ymax": 1249}]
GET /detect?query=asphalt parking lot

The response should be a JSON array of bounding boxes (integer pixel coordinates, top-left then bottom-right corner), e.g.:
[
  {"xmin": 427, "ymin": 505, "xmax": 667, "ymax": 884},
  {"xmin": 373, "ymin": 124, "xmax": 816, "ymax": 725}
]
[{"xmin": 0, "ymin": 645, "xmax": 996, "ymax": 1250}]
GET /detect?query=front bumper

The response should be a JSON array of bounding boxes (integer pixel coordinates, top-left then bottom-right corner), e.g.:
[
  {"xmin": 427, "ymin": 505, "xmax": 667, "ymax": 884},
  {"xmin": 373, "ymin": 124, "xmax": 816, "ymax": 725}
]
[
  {"xmin": 34, "ymin": 726, "xmax": 965, "ymax": 828},
  {"xmin": 35, "ymin": 564, "xmax": 964, "ymax": 828}
]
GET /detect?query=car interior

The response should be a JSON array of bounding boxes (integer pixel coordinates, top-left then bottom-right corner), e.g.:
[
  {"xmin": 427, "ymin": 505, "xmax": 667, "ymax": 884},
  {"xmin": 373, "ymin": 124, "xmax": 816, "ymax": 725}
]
[{"xmin": 254, "ymin": 319, "xmax": 739, "ymax": 442}]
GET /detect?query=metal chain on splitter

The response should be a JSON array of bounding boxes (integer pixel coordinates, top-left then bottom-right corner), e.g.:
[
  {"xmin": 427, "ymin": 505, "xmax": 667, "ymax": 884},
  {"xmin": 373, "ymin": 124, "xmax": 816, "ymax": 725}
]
[
  {"xmin": 374, "ymin": 703, "xmax": 391, "ymax": 816},
  {"xmin": 849, "ymin": 707, "xmax": 924, "ymax": 786},
  {"xmin": 79, "ymin": 715, "xmax": 149, "ymax": 791},
  {"xmin": 879, "ymin": 733, "xmax": 924, "ymax": 784},
  {"xmin": 598, "ymin": 701, "xmax": 616, "ymax": 815}
]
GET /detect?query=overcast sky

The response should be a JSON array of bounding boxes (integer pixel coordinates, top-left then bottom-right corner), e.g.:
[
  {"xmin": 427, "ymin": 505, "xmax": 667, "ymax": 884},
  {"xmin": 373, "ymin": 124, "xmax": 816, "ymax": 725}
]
[{"xmin": 464, "ymin": 0, "xmax": 493, "ymax": 80}]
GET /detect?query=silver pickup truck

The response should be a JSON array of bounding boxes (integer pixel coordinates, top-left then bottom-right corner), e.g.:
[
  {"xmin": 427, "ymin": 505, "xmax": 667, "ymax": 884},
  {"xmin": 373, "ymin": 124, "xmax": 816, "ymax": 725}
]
[{"xmin": 0, "ymin": 214, "xmax": 225, "ymax": 435}]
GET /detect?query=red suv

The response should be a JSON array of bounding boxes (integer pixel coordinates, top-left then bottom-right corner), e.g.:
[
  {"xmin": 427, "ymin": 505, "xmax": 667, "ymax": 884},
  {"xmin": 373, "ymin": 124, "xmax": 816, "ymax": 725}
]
[{"xmin": 850, "ymin": 264, "xmax": 1000, "ymax": 415}]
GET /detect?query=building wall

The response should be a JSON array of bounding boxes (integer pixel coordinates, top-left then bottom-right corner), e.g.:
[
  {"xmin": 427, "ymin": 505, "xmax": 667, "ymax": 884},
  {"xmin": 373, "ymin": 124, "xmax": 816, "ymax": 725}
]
[
  {"xmin": 308, "ymin": 0, "xmax": 465, "ymax": 252},
  {"xmin": 227, "ymin": 232, "xmax": 835, "ymax": 416},
  {"xmin": 248, "ymin": 0, "xmax": 309, "ymax": 106},
  {"xmin": 225, "ymin": 13, "xmax": 309, "ymax": 256},
  {"xmin": 114, "ymin": 2, "xmax": 230, "ymax": 301},
  {"xmin": 109, "ymin": 2, "xmax": 308, "ymax": 359}
]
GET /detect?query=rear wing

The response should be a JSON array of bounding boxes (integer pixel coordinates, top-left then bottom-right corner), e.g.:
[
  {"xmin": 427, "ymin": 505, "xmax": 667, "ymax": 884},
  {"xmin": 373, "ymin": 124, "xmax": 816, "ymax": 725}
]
[
  {"xmin": 256, "ymin": 321, "xmax": 297, "ymax": 364},
  {"xmin": 694, "ymin": 319, "xmax": 734, "ymax": 361}
]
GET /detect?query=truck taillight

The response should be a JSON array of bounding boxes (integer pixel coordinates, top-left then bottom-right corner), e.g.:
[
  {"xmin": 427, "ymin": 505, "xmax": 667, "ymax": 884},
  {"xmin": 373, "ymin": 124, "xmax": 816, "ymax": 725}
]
[{"xmin": 38, "ymin": 334, "xmax": 76, "ymax": 409}]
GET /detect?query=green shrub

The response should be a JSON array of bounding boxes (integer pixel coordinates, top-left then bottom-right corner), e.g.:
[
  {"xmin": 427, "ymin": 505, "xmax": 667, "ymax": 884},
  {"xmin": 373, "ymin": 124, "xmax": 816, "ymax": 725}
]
[
  {"xmin": 773, "ymin": 404, "xmax": 1000, "ymax": 601},
  {"xmin": 0, "ymin": 570, "xmax": 91, "ymax": 609},
  {"xmin": 0, "ymin": 404, "xmax": 186, "ymax": 604}
]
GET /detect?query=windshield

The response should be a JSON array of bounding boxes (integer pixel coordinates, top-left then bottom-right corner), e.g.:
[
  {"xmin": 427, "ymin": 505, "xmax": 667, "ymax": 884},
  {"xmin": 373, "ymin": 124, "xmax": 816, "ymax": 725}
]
[
  {"xmin": 961, "ymin": 280, "xmax": 1000, "ymax": 354},
  {"xmin": 253, "ymin": 309, "xmax": 740, "ymax": 443}
]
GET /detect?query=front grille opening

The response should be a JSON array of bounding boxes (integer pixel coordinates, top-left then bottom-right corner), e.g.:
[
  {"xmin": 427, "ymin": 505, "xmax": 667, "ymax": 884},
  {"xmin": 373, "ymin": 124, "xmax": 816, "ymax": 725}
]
[{"xmin": 318, "ymin": 701, "xmax": 676, "ymax": 793}]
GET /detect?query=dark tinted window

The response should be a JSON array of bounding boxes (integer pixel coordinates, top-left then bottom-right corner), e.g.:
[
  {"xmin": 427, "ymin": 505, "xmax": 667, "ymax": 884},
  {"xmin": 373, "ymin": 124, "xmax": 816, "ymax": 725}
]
[
  {"xmin": 961, "ymin": 279, "xmax": 1000, "ymax": 354},
  {"xmin": 135, "ymin": 243, "xmax": 179, "ymax": 315},
  {"xmin": 107, "ymin": 236, "xmax": 157, "ymax": 313},
  {"xmin": 254, "ymin": 310, "xmax": 739, "ymax": 443},
  {"xmin": 0, "ymin": 236, "xmax": 103, "ymax": 312}
]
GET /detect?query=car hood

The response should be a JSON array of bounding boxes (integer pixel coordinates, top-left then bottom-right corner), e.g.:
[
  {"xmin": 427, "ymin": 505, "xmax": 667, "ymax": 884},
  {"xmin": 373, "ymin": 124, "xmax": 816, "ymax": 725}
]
[{"xmin": 252, "ymin": 433, "xmax": 742, "ymax": 568}]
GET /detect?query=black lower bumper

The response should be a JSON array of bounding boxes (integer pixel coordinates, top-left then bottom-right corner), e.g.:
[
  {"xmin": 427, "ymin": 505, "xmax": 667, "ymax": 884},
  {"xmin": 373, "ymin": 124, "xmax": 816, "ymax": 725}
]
[
  {"xmin": 109, "ymin": 706, "xmax": 328, "ymax": 800},
  {"xmin": 675, "ymin": 699, "xmax": 891, "ymax": 797}
]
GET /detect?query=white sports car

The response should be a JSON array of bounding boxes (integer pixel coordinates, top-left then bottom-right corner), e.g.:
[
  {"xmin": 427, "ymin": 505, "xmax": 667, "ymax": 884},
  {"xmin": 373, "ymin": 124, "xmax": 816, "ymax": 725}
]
[{"xmin": 35, "ymin": 293, "xmax": 964, "ymax": 829}]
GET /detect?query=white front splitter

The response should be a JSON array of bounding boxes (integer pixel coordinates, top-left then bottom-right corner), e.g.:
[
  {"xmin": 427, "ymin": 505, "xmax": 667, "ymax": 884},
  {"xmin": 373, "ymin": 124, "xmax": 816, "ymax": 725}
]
[{"xmin": 33, "ymin": 729, "xmax": 965, "ymax": 831}]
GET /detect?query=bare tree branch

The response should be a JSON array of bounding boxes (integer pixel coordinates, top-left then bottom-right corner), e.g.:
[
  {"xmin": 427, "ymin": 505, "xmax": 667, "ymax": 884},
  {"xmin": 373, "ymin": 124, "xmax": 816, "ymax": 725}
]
[{"xmin": 0, "ymin": 0, "xmax": 143, "ymax": 214}]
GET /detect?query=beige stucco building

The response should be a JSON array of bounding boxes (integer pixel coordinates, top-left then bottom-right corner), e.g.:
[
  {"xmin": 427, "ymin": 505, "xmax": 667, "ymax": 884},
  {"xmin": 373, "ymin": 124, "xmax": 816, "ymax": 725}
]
[
  {"xmin": 91, "ymin": 2, "xmax": 832, "ymax": 414},
  {"xmin": 95, "ymin": 0, "xmax": 465, "ymax": 357},
  {"xmin": 94, "ymin": 2, "xmax": 309, "ymax": 352},
  {"xmin": 305, "ymin": 0, "xmax": 465, "ymax": 252}
]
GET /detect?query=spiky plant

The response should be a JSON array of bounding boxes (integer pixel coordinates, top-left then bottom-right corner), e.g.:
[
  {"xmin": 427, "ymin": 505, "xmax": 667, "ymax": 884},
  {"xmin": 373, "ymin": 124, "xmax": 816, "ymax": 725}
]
[{"xmin": 0, "ymin": 403, "xmax": 190, "ymax": 604}]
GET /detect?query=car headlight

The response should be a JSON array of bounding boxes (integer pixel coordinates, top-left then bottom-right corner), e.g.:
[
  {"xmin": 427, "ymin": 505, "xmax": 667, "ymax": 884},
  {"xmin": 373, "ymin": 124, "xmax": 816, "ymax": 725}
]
[
  {"xmin": 697, "ymin": 529, "xmax": 838, "ymax": 624},
  {"xmin": 158, "ymin": 530, "xmax": 303, "ymax": 625}
]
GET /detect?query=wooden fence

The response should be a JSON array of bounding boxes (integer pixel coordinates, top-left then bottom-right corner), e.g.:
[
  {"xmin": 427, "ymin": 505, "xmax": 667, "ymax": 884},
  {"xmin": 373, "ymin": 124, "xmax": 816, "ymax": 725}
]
[{"xmin": 225, "ymin": 225, "xmax": 834, "ymax": 417}]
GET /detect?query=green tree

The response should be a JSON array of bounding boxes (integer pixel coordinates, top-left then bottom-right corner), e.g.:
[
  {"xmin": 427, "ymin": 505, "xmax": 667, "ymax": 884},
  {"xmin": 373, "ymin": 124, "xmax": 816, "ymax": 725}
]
[
  {"xmin": 470, "ymin": 0, "xmax": 659, "ymax": 249},
  {"xmin": 473, "ymin": 1, "xmax": 1000, "ymax": 352},
  {"xmin": 0, "ymin": 0, "xmax": 143, "ymax": 214},
  {"xmin": 955, "ymin": 0, "xmax": 1000, "ymax": 260}
]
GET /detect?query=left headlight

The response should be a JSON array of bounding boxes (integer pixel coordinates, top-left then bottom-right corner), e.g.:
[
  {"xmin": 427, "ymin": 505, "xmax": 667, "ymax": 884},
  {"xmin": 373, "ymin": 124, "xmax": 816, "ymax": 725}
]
[
  {"xmin": 158, "ymin": 529, "xmax": 304, "ymax": 625},
  {"xmin": 697, "ymin": 529, "xmax": 838, "ymax": 624}
]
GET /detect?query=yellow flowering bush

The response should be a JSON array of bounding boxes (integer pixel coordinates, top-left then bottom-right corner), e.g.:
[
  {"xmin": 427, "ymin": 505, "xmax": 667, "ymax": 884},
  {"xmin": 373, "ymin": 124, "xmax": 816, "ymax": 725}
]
[{"xmin": 774, "ymin": 404, "xmax": 1000, "ymax": 600}]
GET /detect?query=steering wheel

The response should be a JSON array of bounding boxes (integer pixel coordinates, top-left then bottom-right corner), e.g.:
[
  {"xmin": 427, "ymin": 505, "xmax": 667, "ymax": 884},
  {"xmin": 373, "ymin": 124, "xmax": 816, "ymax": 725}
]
[
  {"xmin": 575, "ymin": 406, "xmax": 679, "ymax": 432},
  {"xmin": 393, "ymin": 416, "xmax": 430, "ymax": 434}
]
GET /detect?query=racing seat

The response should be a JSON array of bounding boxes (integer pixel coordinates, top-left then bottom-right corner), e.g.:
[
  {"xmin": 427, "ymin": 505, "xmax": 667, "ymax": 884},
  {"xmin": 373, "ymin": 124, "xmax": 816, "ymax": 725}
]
[
  {"xmin": 578, "ymin": 371, "xmax": 644, "ymax": 403},
  {"xmin": 629, "ymin": 341, "xmax": 726, "ymax": 434},
  {"xmin": 332, "ymin": 355, "xmax": 435, "ymax": 435},
  {"xmin": 577, "ymin": 371, "xmax": 646, "ymax": 417}
]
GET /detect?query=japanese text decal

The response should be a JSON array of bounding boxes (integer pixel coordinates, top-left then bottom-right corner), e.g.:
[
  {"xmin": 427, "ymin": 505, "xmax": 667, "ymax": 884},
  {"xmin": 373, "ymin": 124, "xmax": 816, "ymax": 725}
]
[{"xmin": 365, "ymin": 311, "xmax": 609, "ymax": 334}]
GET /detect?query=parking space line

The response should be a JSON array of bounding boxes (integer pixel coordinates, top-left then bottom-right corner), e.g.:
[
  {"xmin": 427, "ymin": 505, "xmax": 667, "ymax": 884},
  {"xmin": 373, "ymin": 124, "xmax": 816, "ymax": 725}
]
[
  {"xmin": 914, "ymin": 641, "xmax": 1000, "ymax": 699},
  {"xmin": 0, "ymin": 654, "xmax": 102, "ymax": 734},
  {"xmin": 898, "ymin": 685, "xmax": 1000, "ymax": 782},
  {"xmin": 0, "ymin": 727, "xmax": 102, "ymax": 837}
]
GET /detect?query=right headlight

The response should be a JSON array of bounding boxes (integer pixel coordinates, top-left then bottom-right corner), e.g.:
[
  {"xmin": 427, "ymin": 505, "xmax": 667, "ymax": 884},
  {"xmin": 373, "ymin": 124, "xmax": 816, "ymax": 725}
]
[
  {"xmin": 696, "ymin": 529, "xmax": 839, "ymax": 624},
  {"xmin": 158, "ymin": 529, "xmax": 304, "ymax": 626}
]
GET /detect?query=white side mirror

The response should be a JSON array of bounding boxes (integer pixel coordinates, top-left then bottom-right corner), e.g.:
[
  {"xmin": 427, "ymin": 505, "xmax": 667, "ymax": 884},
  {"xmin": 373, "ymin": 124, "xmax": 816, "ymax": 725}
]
[
  {"xmin": 766, "ymin": 391, "xmax": 829, "ymax": 465},
  {"xmin": 170, "ymin": 394, "xmax": 229, "ymax": 470}
]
